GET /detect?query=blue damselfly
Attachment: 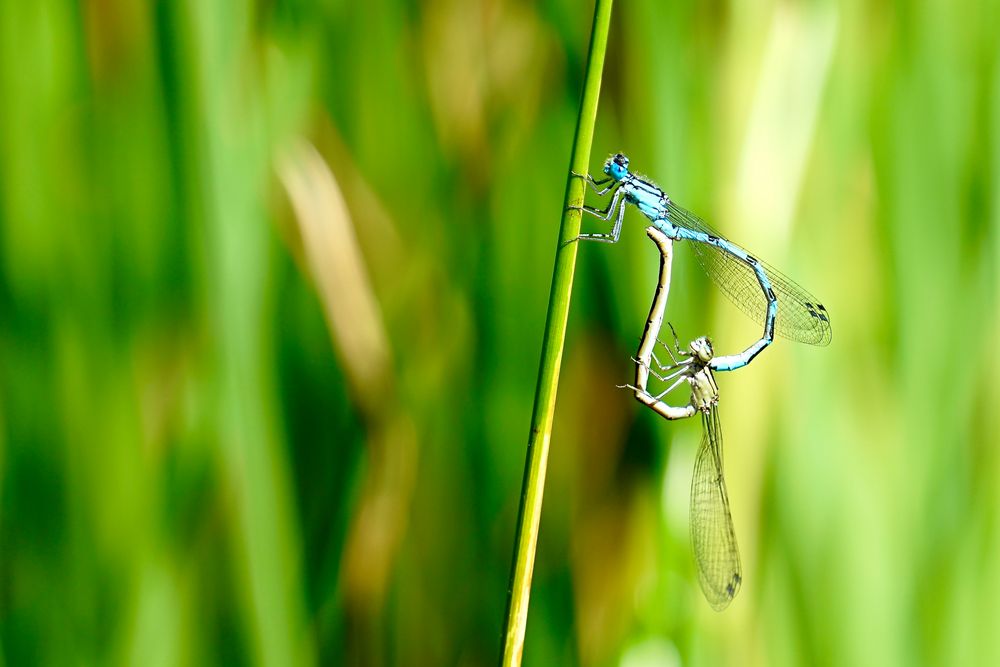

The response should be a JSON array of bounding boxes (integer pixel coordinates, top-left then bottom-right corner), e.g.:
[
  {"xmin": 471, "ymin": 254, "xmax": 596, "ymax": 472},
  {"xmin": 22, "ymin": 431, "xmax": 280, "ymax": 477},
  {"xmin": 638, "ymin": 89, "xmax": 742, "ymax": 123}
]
[{"xmin": 574, "ymin": 153, "xmax": 832, "ymax": 371}]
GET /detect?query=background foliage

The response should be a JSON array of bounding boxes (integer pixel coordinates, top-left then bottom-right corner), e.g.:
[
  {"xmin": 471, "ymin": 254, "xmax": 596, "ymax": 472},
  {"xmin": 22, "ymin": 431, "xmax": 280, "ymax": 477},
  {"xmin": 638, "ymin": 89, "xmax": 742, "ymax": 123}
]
[{"xmin": 1, "ymin": 0, "xmax": 998, "ymax": 665}]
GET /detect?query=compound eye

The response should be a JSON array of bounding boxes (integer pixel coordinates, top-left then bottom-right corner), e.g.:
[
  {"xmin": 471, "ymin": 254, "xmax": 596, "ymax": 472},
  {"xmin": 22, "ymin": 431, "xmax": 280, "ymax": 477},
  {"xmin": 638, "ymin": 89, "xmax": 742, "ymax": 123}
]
[{"xmin": 615, "ymin": 153, "xmax": 629, "ymax": 168}]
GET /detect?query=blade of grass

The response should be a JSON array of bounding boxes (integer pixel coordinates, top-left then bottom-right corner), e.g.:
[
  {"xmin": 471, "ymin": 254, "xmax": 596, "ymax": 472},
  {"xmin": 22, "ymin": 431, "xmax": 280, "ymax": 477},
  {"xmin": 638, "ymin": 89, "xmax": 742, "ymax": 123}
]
[{"xmin": 499, "ymin": 1, "xmax": 614, "ymax": 664}]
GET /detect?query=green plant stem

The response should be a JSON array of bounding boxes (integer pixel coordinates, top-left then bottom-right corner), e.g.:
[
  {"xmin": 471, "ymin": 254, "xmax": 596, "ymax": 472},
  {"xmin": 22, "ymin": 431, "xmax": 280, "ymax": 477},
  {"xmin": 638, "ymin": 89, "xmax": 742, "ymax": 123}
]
[{"xmin": 499, "ymin": 2, "xmax": 614, "ymax": 665}]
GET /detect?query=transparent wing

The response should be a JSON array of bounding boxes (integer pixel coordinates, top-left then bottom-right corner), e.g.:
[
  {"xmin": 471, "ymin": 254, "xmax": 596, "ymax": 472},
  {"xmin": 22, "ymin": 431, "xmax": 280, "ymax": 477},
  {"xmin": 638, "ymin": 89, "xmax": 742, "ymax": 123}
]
[
  {"xmin": 690, "ymin": 406, "xmax": 742, "ymax": 611},
  {"xmin": 667, "ymin": 201, "xmax": 832, "ymax": 346}
]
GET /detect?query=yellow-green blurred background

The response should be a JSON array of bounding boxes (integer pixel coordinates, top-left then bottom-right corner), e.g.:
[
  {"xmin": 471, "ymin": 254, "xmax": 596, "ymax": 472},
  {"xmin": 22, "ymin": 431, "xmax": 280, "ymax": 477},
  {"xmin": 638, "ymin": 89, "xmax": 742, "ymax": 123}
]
[{"xmin": 1, "ymin": 0, "xmax": 998, "ymax": 665}]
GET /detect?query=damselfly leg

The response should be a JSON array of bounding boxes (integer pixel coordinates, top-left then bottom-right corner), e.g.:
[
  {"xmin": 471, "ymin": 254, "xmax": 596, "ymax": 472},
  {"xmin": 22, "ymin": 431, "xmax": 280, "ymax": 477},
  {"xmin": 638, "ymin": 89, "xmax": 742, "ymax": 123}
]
[
  {"xmin": 571, "ymin": 170, "xmax": 617, "ymax": 196},
  {"xmin": 566, "ymin": 187, "xmax": 627, "ymax": 243}
]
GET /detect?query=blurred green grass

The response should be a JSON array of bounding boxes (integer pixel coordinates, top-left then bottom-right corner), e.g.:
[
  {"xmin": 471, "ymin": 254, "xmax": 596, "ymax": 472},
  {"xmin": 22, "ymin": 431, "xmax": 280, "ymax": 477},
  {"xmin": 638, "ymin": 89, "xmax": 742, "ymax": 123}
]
[{"xmin": 0, "ymin": 0, "xmax": 998, "ymax": 665}]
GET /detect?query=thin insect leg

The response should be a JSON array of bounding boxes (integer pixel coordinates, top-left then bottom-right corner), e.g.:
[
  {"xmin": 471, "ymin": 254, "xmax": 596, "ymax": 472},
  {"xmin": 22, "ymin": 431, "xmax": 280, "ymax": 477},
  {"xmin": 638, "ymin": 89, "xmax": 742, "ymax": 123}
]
[
  {"xmin": 569, "ymin": 186, "xmax": 622, "ymax": 220},
  {"xmin": 569, "ymin": 170, "xmax": 609, "ymax": 185},
  {"xmin": 651, "ymin": 374, "xmax": 689, "ymax": 401},
  {"xmin": 649, "ymin": 349, "xmax": 677, "ymax": 371},
  {"xmin": 649, "ymin": 349, "xmax": 692, "ymax": 374},
  {"xmin": 668, "ymin": 322, "xmax": 684, "ymax": 355},
  {"xmin": 570, "ymin": 171, "xmax": 617, "ymax": 195},
  {"xmin": 654, "ymin": 340, "xmax": 683, "ymax": 366},
  {"xmin": 652, "ymin": 364, "xmax": 691, "ymax": 388},
  {"xmin": 654, "ymin": 336, "xmax": 689, "ymax": 366},
  {"xmin": 575, "ymin": 198, "xmax": 627, "ymax": 243},
  {"xmin": 650, "ymin": 349, "xmax": 668, "ymax": 369},
  {"xmin": 636, "ymin": 355, "xmax": 691, "ymax": 383},
  {"xmin": 608, "ymin": 195, "xmax": 627, "ymax": 240},
  {"xmin": 661, "ymin": 343, "xmax": 680, "ymax": 366}
]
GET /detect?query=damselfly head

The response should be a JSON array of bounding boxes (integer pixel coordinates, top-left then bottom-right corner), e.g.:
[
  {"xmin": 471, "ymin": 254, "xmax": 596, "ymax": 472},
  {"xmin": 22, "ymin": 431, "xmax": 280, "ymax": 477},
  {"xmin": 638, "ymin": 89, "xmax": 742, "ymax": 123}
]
[
  {"xmin": 689, "ymin": 336, "xmax": 714, "ymax": 364},
  {"xmin": 604, "ymin": 153, "xmax": 630, "ymax": 180}
]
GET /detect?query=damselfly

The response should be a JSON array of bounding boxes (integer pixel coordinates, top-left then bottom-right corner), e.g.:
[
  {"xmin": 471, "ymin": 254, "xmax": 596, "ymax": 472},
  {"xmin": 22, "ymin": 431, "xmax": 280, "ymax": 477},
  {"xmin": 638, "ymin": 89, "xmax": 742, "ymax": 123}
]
[
  {"xmin": 573, "ymin": 153, "xmax": 832, "ymax": 371},
  {"xmin": 623, "ymin": 226, "xmax": 743, "ymax": 610},
  {"xmin": 637, "ymin": 331, "xmax": 741, "ymax": 610}
]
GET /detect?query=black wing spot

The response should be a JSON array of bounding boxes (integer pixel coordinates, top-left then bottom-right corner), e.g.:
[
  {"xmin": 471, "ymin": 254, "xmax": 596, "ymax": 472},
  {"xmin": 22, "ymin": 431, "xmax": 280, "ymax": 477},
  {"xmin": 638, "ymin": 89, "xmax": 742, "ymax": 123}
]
[
  {"xmin": 805, "ymin": 302, "xmax": 830, "ymax": 323},
  {"xmin": 725, "ymin": 574, "xmax": 742, "ymax": 597}
]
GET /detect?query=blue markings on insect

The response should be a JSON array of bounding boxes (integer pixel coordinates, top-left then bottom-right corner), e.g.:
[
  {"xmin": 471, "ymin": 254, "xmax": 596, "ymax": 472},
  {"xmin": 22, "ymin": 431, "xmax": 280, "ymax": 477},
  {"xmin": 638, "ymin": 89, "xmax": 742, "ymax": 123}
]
[
  {"xmin": 605, "ymin": 153, "xmax": 630, "ymax": 181},
  {"xmin": 572, "ymin": 153, "xmax": 832, "ymax": 357}
]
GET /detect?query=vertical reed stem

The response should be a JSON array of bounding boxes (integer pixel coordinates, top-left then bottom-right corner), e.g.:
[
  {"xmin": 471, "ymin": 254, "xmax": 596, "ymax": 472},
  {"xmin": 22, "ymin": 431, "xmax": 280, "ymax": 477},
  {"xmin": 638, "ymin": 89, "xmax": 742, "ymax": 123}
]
[{"xmin": 499, "ymin": 2, "xmax": 614, "ymax": 664}]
